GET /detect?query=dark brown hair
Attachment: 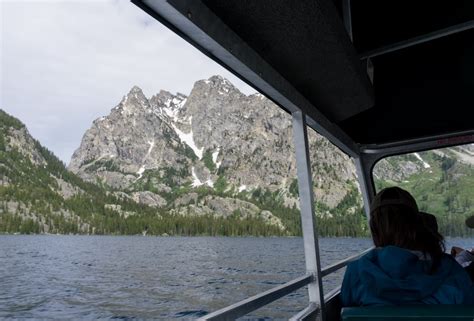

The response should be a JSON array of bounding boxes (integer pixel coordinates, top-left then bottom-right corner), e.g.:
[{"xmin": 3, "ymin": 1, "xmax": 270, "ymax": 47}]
[{"xmin": 370, "ymin": 187, "xmax": 445, "ymax": 272}]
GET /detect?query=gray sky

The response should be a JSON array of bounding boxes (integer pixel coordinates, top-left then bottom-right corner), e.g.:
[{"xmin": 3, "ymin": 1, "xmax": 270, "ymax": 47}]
[{"xmin": 1, "ymin": 0, "xmax": 255, "ymax": 164}]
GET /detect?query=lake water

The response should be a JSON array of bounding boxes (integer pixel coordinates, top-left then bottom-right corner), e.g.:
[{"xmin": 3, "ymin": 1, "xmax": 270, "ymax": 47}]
[{"xmin": 0, "ymin": 236, "xmax": 473, "ymax": 320}]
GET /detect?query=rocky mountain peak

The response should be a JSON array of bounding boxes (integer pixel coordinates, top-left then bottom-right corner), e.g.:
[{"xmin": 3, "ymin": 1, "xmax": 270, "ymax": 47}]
[
  {"xmin": 125, "ymin": 85, "xmax": 147, "ymax": 102},
  {"xmin": 208, "ymin": 74, "xmax": 234, "ymax": 87},
  {"xmin": 208, "ymin": 74, "xmax": 228, "ymax": 83},
  {"xmin": 194, "ymin": 75, "xmax": 242, "ymax": 96},
  {"xmin": 129, "ymin": 85, "xmax": 143, "ymax": 94},
  {"xmin": 150, "ymin": 90, "xmax": 187, "ymax": 108},
  {"xmin": 114, "ymin": 85, "xmax": 150, "ymax": 116},
  {"xmin": 150, "ymin": 90, "xmax": 188, "ymax": 123}
]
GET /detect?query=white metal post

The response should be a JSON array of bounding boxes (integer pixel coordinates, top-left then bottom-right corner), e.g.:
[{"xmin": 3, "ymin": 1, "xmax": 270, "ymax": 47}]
[
  {"xmin": 354, "ymin": 156, "xmax": 375, "ymax": 222},
  {"xmin": 292, "ymin": 111, "xmax": 325, "ymax": 320}
]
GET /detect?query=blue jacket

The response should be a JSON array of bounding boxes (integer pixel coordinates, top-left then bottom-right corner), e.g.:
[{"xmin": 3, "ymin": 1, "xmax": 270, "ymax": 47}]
[{"xmin": 341, "ymin": 246, "xmax": 474, "ymax": 306}]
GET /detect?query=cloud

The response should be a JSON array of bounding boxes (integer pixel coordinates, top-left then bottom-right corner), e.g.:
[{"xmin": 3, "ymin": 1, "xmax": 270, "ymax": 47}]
[{"xmin": 1, "ymin": 0, "xmax": 255, "ymax": 163}]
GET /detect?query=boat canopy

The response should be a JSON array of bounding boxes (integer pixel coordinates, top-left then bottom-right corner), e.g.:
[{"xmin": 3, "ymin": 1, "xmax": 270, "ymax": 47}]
[
  {"xmin": 133, "ymin": 1, "xmax": 474, "ymax": 320},
  {"xmin": 133, "ymin": 0, "xmax": 474, "ymax": 156}
]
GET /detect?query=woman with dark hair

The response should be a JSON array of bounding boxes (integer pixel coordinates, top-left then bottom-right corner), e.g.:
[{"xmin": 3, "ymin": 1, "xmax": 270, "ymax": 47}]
[{"xmin": 340, "ymin": 187, "xmax": 473, "ymax": 306}]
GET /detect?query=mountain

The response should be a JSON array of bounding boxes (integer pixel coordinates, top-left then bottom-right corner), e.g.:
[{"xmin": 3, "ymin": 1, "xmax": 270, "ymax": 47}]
[
  {"xmin": 4, "ymin": 75, "xmax": 471, "ymax": 236},
  {"xmin": 68, "ymin": 75, "xmax": 365, "ymax": 236},
  {"xmin": 0, "ymin": 109, "xmax": 94, "ymax": 234},
  {"xmin": 0, "ymin": 109, "xmax": 285, "ymax": 236}
]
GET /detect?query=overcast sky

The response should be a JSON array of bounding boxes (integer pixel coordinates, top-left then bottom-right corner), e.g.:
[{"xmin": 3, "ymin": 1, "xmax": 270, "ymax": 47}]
[{"xmin": 1, "ymin": 0, "xmax": 255, "ymax": 164}]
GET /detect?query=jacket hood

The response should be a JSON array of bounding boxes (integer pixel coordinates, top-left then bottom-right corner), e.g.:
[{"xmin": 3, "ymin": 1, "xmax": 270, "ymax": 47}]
[{"xmin": 359, "ymin": 246, "xmax": 456, "ymax": 303}]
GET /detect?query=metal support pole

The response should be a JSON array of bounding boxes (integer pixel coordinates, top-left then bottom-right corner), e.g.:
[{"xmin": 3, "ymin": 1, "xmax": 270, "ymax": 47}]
[
  {"xmin": 292, "ymin": 111, "xmax": 325, "ymax": 320},
  {"xmin": 359, "ymin": 19, "xmax": 474, "ymax": 60},
  {"xmin": 342, "ymin": 0, "xmax": 353, "ymax": 42},
  {"xmin": 354, "ymin": 156, "xmax": 375, "ymax": 222}
]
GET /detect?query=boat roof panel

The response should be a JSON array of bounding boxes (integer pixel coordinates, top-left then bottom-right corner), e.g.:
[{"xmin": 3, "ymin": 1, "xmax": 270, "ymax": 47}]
[
  {"xmin": 351, "ymin": 0, "xmax": 474, "ymax": 53},
  {"xmin": 340, "ymin": 28, "xmax": 474, "ymax": 144},
  {"xmin": 200, "ymin": 0, "xmax": 374, "ymax": 123}
]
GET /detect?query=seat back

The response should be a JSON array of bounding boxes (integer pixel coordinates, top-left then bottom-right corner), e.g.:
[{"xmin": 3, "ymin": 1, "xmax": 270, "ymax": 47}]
[{"xmin": 341, "ymin": 306, "xmax": 474, "ymax": 321}]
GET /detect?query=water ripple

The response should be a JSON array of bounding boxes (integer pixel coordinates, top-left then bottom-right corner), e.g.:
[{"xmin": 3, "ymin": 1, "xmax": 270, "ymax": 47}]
[{"xmin": 0, "ymin": 235, "xmax": 397, "ymax": 320}]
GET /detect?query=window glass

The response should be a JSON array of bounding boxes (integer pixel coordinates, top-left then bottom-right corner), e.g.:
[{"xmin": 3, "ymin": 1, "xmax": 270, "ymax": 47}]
[
  {"xmin": 307, "ymin": 126, "xmax": 369, "ymax": 294},
  {"xmin": 373, "ymin": 143, "xmax": 474, "ymax": 237}
]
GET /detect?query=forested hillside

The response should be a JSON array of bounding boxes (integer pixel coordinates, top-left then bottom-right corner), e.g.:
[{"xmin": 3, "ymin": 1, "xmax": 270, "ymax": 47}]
[{"xmin": 374, "ymin": 148, "xmax": 474, "ymax": 237}]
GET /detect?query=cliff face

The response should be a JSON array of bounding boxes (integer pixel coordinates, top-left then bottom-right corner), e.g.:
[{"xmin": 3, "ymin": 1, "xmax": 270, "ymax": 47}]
[{"xmin": 69, "ymin": 75, "xmax": 359, "ymax": 214}]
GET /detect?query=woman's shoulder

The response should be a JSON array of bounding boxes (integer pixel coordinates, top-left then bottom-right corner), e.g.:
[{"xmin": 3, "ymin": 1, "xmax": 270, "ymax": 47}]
[
  {"xmin": 344, "ymin": 248, "xmax": 379, "ymax": 275},
  {"xmin": 347, "ymin": 248, "xmax": 376, "ymax": 264},
  {"xmin": 435, "ymin": 254, "xmax": 474, "ymax": 304}
]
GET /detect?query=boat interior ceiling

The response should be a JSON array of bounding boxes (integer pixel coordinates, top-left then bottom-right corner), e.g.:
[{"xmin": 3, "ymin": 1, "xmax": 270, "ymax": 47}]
[
  {"xmin": 199, "ymin": 0, "xmax": 375, "ymax": 124},
  {"xmin": 342, "ymin": 0, "xmax": 474, "ymax": 146},
  {"xmin": 134, "ymin": 0, "xmax": 474, "ymax": 151}
]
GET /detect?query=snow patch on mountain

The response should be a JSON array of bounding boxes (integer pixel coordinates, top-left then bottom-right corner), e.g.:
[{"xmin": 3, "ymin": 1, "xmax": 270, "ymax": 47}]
[
  {"xmin": 162, "ymin": 97, "xmax": 187, "ymax": 122},
  {"xmin": 171, "ymin": 119, "xmax": 203, "ymax": 159},
  {"xmin": 191, "ymin": 167, "xmax": 203, "ymax": 187},
  {"xmin": 205, "ymin": 178, "xmax": 214, "ymax": 188},
  {"xmin": 163, "ymin": 107, "xmax": 179, "ymax": 122},
  {"xmin": 137, "ymin": 166, "xmax": 145, "ymax": 179},
  {"xmin": 414, "ymin": 153, "xmax": 430, "ymax": 168},
  {"xmin": 136, "ymin": 140, "xmax": 155, "ymax": 179},
  {"xmin": 146, "ymin": 140, "xmax": 155, "ymax": 155},
  {"xmin": 212, "ymin": 147, "xmax": 221, "ymax": 169},
  {"xmin": 191, "ymin": 167, "xmax": 213, "ymax": 188}
]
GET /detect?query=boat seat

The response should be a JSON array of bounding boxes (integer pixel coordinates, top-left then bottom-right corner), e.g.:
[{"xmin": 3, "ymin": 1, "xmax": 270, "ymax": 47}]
[{"xmin": 341, "ymin": 305, "xmax": 474, "ymax": 321}]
